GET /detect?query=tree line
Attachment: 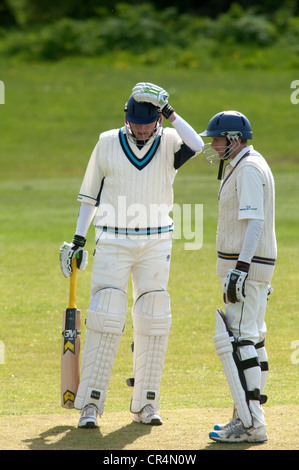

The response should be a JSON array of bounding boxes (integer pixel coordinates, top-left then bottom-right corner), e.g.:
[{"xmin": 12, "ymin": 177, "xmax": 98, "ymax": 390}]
[{"xmin": 1, "ymin": 0, "xmax": 298, "ymax": 27}]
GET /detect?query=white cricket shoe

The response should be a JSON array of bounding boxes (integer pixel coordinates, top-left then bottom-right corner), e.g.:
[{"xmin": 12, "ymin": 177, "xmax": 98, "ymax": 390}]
[
  {"xmin": 209, "ymin": 421, "xmax": 268, "ymax": 443},
  {"xmin": 78, "ymin": 404, "xmax": 100, "ymax": 428},
  {"xmin": 214, "ymin": 417, "xmax": 240, "ymax": 430},
  {"xmin": 133, "ymin": 405, "xmax": 162, "ymax": 425}
]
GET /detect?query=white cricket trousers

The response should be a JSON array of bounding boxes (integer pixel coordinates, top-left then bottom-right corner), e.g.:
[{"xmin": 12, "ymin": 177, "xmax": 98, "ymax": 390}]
[
  {"xmin": 220, "ymin": 277, "xmax": 270, "ymax": 427},
  {"xmin": 220, "ymin": 277, "xmax": 269, "ymax": 344},
  {"xmin": 90, "ymin": 231, "xmax": 173, "ymax": 301}
]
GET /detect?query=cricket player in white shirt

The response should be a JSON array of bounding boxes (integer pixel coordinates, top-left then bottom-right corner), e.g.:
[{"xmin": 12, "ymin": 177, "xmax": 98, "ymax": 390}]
[
  {"xmin": 60, "ymin": 82, "xmax": 203, "ymax": 428},
  {"xmin": 200, "ymin": 111, "xmax": 277, "ymax": 443}
]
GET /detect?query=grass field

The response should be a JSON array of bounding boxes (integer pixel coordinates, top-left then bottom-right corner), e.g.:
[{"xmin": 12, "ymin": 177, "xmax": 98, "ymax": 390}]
[{"xmin": 0, "ymin": 58, "xmax": 298, "ymax": 450}]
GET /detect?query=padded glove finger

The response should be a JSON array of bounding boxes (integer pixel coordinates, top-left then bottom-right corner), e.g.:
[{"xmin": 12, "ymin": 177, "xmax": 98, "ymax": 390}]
[
  {"xmin": 223, "ymin": 269, "xmax": 248, "ymax": 304},
  {"xmin": 132, "ymin": 82, "xmax": 169, "ymax": 111}
]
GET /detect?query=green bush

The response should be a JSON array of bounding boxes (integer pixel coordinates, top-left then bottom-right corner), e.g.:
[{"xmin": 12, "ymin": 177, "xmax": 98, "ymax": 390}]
[
  {"xmin": 1, "ymin": 2, "xmax": 298, "ymax": 63},
  {"xmin": 208, "ymin": 4, "xmax": 277, "ymax": 46}
]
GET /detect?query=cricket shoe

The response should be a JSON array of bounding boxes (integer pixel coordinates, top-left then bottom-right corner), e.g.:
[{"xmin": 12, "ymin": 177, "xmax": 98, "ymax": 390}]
[
  {"xmin": 209, "ymin": 421, "xmax": 268, "ymax": 443},
  {"xmin": 214, "ymin": 417, "xmax": 241, "ymax": 430},
  {"xmin": 78, "ymin": 404, "xmax": 100, "ymax": 428},
  {"xmin": 133, "ymin": 405, "xmax": 162, "ymax": 425}
]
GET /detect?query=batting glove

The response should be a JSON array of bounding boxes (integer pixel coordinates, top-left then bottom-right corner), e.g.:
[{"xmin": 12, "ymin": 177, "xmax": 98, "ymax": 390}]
[
  {"xmin": 59, "ymin": 235, "xmax": 88, "ymax": 278},
  {"xmin": 132, "ymin": 82, "xmax": 174, "ymax": 118},
  {"xmin": 223, "ymin": 261, "xmax": 249, "ymax": 304}
]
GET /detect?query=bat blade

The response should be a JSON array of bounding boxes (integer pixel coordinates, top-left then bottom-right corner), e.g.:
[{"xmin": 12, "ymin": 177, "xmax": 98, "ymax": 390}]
[
  {"xmin": 61, "ymin": 306, "xmax": 81, "ymax": 408},
  {"xmin": 61, "ymin": 259, "xmax": 81, "ymax": 409}
]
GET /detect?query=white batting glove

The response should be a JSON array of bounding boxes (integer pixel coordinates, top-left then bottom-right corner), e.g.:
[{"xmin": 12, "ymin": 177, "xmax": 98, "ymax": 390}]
[
  {"xmin": 132, "ymin": 82, "xmax": 169, "ymax": 112},
  {"xmin": 59, "ymin": 235, "xmax": 88, "ymax": 278},
  {"xmin": 223, "ymin": 268, "xmax": 248, "ymax": 304}
]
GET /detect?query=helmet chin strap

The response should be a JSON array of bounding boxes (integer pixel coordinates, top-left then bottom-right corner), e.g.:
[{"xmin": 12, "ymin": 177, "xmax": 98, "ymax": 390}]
[
  {"xmin": 217, "ymin": 136, "xmax": 243, "ymax": 180},
  {"xmin": 217, "ymin": 160, "xmax": 224, "ymax": 180},
  {"xmin": 217, "ymin": 137, "xmax": 230, "ymax": 180}
]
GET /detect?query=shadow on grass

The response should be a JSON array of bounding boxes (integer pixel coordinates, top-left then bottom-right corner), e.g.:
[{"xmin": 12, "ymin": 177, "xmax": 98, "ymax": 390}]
[
  {"xmin": 204, "ymin": 440, "xmax": 267, "ymax": 450},
  {"xmin": 23, "ymin": 422, "xmax": 152, "ymax": 450},
  {"xmin": 22, "ymin": 423, "xmax": 267, "ymax": 451}
]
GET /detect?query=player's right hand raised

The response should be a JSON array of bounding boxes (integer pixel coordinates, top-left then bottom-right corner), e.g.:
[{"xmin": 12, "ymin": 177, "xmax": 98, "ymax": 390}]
[{"xmin": 59, "ymin": 235, "xmax": 88, "ymax": 277}]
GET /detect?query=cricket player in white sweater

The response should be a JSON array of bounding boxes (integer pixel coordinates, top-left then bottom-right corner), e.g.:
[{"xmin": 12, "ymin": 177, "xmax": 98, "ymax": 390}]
[
  {"xmin": 200, "ymin": 111, "xmax": 277, "ymax": 443},
  {"xmin": 60, "ymin": 82, "xmax": 203, "ymax": 428}
]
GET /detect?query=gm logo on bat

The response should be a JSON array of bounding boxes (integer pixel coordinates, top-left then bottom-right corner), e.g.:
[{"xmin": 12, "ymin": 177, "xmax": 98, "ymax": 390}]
[
  {"xmin": 62, "ymin": 329, "xmax": 80, "ymax": 354},
  {"xmin": 63, "ymin": 329, "xmax": 80, "ymax": 339}
]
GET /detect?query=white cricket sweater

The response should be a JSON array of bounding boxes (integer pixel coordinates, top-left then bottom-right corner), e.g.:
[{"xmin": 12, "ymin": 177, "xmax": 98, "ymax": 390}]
[
  {"xmin": 78, "ymin": 127, "xmax": 183, "ymax": 234},
  {"xmin": 216, "ymin": 146, "xmax": 277, "ymax": 282}
]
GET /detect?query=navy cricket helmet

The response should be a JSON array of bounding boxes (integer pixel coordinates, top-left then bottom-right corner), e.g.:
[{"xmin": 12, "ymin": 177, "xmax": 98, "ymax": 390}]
[
  {"xmin": 124, "ymin": 95, "xmax": 162, "ymax": 145},
  {"xmin": 125, "ymin": 95, "xmax": 161, "ymax": 124},
  {"xmin": 200, "ymin": 111, "xmax": 253, "ymax": 140}
]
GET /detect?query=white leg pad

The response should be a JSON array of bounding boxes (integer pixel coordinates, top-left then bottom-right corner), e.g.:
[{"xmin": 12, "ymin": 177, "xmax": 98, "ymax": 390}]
[
  {"xmin": 256, "ymin": 343, "xmax": 268, "ymax": 395},
  {"xmin": 74, "ymin": 288, "xmax": 127, "ymax": 413},
  {"xmin": 214, "ymin": 309, "xmax": 253, "ymax": 428},
  {"xmin": 130, "ymin": 291, "xmax": 172, "ymax": 413}
]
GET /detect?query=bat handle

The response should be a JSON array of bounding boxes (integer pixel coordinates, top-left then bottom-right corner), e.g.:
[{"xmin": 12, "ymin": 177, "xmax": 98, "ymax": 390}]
[{"xmin": 68, "ymin": 258, "xmax": 77, "ymax": 309}]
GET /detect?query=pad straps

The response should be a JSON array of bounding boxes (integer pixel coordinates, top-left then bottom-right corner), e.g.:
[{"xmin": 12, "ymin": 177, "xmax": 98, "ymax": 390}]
[{"xmin": 233, "ymin": 340, "xmax": 267, "ymax": 404}]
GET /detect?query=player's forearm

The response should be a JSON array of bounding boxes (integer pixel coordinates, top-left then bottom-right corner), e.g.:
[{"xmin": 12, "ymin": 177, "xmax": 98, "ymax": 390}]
[
  {"xmin": 238, "ymin": 218, "xmax": 264, "ymax": 265},
  {"xmin": 168, "ymin": 111, "xmax": 177, "ymax": 123},
  {"xmin": 170, "ymin": 114, "xmax": 204, "ymax": 152},
  {"xmin": 75, "ymin": 203, "xmax": 97, "ymax": 237}
]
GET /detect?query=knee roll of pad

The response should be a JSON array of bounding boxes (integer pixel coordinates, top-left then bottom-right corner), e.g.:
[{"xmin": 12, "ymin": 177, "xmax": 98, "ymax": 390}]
[
  {"xmin": 74, "ymin": 288, "xmax": 127, "ymax": 412},
  {"xmin": 133, "ymin": 290, "xmax": 172, "ymax": 335}
]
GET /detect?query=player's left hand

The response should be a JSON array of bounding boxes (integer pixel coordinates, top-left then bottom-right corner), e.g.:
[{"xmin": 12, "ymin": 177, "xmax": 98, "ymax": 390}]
[
  {"xmin": 132, "ymin": 82, "xmax": 169, "ymax": 112},
  {"xmin": 223, "ymin": 268, "xmax": 248, "ymax": 304}
]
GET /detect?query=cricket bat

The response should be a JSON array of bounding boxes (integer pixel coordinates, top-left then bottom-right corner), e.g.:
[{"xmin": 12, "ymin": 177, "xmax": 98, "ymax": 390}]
[{"xmin": 61, "ymin": 258, "xmax": 81, "ymax": 408}]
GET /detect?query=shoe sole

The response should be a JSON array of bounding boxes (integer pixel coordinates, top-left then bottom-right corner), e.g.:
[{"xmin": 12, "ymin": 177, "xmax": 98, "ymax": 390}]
[
  {"xmin": 78, "ymin": 420, "xmax": 98, "ymax": 429},
  {"xmin": 210, "ymin": 437, "xmax": 268, "ymax": 443},
  {"xmin": 133, "ymin": 417, "xmax": 162, "ymax": 426},
  {"xmin": 148, "ymin": 418, "xmax": 162, "ymax": 426},
  {"xmin": 209, "ymin": 432, "xmax": 267, "ymax": 444}
]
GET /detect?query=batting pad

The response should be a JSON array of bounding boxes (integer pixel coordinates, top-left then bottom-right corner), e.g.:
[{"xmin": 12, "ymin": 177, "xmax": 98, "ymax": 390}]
[
  {"xmin": 74, "ymin": 288, "xmax": 127, "ymax": 413},
  {"xmin": 214, "ymin": 309, "xmax": 253, "ymax": 428},
  {"xmin": 130, "ymin": 290, "xmax": 172, "ymax": 413}
]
